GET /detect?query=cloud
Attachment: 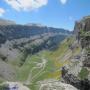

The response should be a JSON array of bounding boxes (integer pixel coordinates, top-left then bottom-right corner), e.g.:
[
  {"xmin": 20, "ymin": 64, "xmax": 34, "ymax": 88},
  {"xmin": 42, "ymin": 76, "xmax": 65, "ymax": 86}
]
[
  {"xmin": 0, "ymin": 8, "xmax": 5, "ymax": 16},
  {"xmin": 5, "ymin": 0, "xmax": 48, "ymax": 11},
  {"xmin": 60, "ymin": 0, "xmax": 67, "ymax": 4}
]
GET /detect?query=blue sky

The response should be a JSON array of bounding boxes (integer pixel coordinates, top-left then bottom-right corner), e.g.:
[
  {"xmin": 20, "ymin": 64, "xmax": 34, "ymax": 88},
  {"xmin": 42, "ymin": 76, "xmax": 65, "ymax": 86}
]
[{"xmin": 0, "ymin": 0, "xmax": 90, "ymax": 30}]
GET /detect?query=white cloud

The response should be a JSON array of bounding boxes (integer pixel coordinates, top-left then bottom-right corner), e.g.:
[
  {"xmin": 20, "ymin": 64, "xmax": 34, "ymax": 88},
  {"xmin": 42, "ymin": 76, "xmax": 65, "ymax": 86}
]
[
  {"xmin": 60, "ymin": 0, "xmax": 67, "ymax": 4},
  {"xmin": 5, "ymin": 0, "xmax": 48, "ymax": 11},
  {"xmin": 0, "ymin": 8, "xmax": 5, "ymax": 16}
]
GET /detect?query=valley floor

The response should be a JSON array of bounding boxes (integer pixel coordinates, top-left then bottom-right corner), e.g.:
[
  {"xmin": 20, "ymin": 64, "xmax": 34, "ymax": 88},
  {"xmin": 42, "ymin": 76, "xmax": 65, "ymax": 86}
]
[{"xmin": 15, "ymin": 36, "xmax": 82, "ymax": 90}]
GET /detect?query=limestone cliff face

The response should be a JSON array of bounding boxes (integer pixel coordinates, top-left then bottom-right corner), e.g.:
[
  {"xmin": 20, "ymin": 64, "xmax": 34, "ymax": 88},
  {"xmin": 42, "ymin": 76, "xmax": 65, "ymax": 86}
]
[
  {"xmin": 61, "ymin": 16, "xmax": 90, "ymax": 90},
  {"xmin": 74, "ymin": 16, "xmax": 90, "ymax": 43},
  {"xmin": 74, "ymin": 16, "xmax": 90, "ymax": 67},
  {"xmin": 74, "ymin": 16, "xmax": 90, "ymax": 33}
]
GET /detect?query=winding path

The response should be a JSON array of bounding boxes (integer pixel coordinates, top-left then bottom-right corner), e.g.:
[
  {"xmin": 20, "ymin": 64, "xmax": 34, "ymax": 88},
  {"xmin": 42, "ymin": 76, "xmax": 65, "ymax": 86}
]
[{"xmin": 25, "ymin": 57, "xmax": 47, "ymax": 85}]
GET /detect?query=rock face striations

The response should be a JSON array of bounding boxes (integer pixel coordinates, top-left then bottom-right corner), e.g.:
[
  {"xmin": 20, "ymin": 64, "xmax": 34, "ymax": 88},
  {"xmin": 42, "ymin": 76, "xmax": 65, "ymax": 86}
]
[
  {"xmin": 74, "ymin": 16, "xmax": 90, "ymax": 67},
  {"xmin": 0, "ymin": 19, "xmax": 71, "ymax": 81}
]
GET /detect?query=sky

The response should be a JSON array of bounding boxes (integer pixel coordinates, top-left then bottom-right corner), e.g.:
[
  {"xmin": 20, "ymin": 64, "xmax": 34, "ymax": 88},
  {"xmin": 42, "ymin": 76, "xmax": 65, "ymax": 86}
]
[{"xmin": 0, "ymin": 0, "xmax": 90, "ymax": 30}]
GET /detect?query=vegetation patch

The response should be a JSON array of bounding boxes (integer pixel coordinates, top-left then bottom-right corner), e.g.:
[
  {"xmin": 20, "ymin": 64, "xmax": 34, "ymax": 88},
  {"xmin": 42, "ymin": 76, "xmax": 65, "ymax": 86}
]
[{"xmin": 78, "ymin": 67, "xmax": 89, "ymax": 80}]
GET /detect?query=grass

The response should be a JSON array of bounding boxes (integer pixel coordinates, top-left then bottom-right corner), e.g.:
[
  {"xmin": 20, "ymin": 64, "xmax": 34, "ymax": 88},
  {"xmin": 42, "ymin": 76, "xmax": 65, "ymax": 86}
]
[
  {"xmin": 78, "ymin": 67, "xmax": 89, "ymax": 80},
  {"xmin": 0, "ymin": 78, "xmax": 5, "ymax": 84},
  {"xmin": 0, "ymin": 35, "xmax": 84, "ymax": 90},
  {"xmin": 16, "ymin": 36, "xmax": 81, "ymax": 90}
]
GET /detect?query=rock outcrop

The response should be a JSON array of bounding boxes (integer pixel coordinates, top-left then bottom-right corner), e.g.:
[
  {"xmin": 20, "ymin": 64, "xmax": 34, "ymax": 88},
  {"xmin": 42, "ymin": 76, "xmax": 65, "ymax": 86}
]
[
  {"xmin": 74, "ymin": 16, "xmax": 90, "ymax": 47},
  {"xmin": 61, "ymin": 67, "xmax": 90, "ymax": 90},
  {"xmin": 61, "ymin": 16, "xmax": 90, "ymax": 90},
  {"xmin": 37, "ymin": 79, "xmax": 78, "ymax": 90},
  {"xmin": 74, "ymin": 16, "xmax": 90, "ymax": 67},
  {"xmin": 0, "ymin": 82, "xmax": 30, "ymax": 90}
]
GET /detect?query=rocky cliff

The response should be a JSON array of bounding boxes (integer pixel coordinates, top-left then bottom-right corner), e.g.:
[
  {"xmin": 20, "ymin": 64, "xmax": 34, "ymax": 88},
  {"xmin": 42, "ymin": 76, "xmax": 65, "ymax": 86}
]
[
  {"xmin": 74, "ymin": 16, "xmax": 90, "ymax": 67},
  {"xmin": 61, "ymin": 16, "xmax": 90, "ymax": 90}
]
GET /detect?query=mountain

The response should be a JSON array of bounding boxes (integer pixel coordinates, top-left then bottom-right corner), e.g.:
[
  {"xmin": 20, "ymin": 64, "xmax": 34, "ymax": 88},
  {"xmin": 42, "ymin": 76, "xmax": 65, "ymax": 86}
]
[
  {"xmin": 26, "ymin": 23, "xmax": 46, "ymax": 27},
  {"xmin": 0, "ymin": 19, "xmax": 71, "ymax": 84},
  {"xmin": 0, "ymin": 19, "xmax": 16, "ymax": 25},
  {"xmin": 0, "ymin": 16, "xmax": 90, "ymax": 90},
  {"xmin": 0, "ymin": 24, "xmax": 71, "ymax": 43},
  {"xmin": 61, "ymin": 16, "xmax": 90, "ymax": 90}
]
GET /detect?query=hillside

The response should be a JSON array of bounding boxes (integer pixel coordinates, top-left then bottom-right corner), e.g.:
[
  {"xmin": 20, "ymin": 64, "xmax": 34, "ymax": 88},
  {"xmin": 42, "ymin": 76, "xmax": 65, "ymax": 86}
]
[
  {"xmin": 61, "ymin": 16, "xmax": 90, "ymax": 90},
  {"xmin": 0, "ymin": 16, "xmax": 90, "ymax": 90},
  {"xmin": 16, "ymin": 36, "xmax": 81, "ymax": 90},
  {"xmin": 0, "ymin": 19, "xmax": 71, "ymax": 88},
  {"xmin": 0, "ymin": 35, "xmax": 78, "ymax": 90},
  {"xmin": 16, "ymin": 16, "xmax": 90, "ymax": 90}
]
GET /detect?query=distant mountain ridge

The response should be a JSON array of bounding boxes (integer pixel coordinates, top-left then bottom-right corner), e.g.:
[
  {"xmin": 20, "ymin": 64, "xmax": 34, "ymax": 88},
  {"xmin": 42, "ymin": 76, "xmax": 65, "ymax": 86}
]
[
  {"xmin": 0, "ymin": 19, "xmax": 16, "ymax": 25},
  {"xmin": 0, "ymin": 19, "xmax": 71, "ymax": 44}
]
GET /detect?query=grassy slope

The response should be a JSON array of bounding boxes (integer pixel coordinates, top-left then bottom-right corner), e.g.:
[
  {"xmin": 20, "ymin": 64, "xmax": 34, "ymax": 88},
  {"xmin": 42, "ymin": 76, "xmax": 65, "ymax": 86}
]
[{"xmin": 16, "ymin": 36, "xmax": 81, "ymax": 90}]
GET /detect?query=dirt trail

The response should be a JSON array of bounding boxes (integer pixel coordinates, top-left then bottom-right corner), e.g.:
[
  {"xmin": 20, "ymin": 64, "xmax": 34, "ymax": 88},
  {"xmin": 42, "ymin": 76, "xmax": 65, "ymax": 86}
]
[{"xmin": 25, "ymin": 57, "xmax": 47, "ymax": 85}]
